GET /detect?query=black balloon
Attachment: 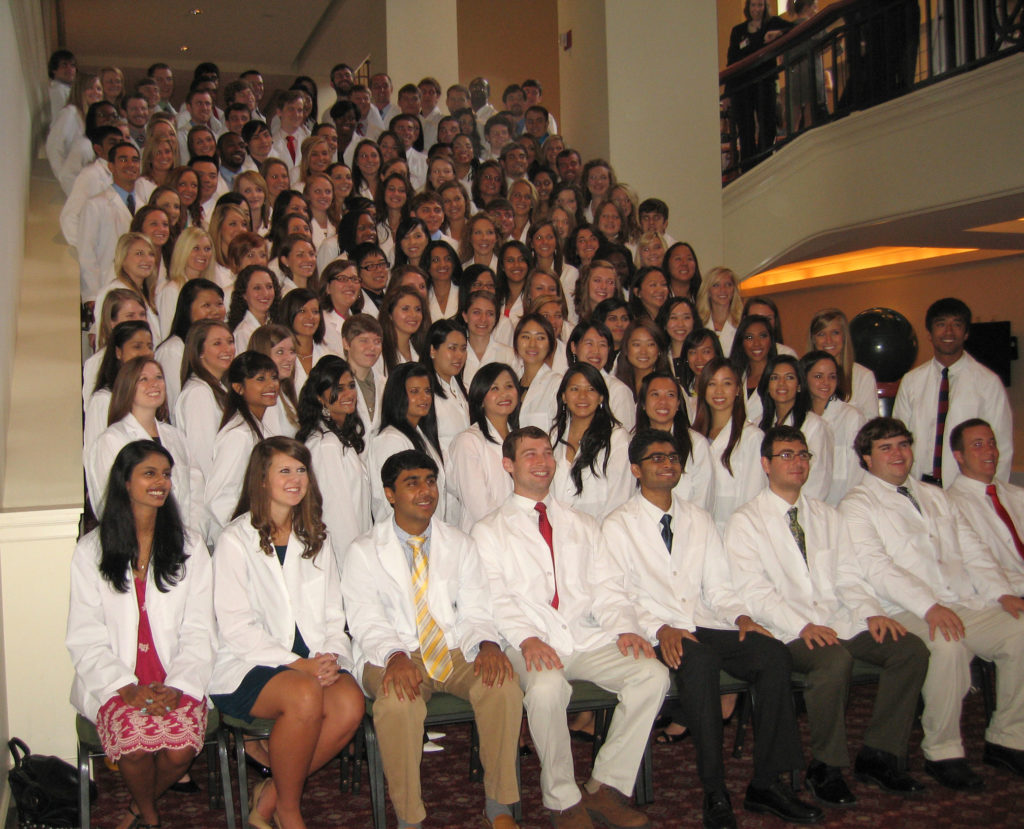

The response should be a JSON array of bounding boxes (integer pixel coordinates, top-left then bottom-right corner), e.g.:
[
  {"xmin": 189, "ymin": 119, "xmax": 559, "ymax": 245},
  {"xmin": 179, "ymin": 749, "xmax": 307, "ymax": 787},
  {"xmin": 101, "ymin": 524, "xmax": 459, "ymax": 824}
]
[{"xmin": 849, "ymin": 307, "xmax": 917, "ymax": 383}]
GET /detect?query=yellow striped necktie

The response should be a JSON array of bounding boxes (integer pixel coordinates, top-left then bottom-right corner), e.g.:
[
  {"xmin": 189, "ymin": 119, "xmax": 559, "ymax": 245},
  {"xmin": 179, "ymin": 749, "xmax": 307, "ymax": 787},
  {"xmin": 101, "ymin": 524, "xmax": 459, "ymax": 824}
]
[{"xmin": 410, "ymin": 535, "xmax": 454, "ymax": 681}]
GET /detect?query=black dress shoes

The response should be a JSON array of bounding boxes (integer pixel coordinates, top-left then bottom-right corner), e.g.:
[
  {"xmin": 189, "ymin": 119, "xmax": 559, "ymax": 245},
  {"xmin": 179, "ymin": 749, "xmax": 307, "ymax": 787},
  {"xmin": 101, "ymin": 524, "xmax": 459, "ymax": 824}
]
[
  {"xmin": 854, "ymin": 747, "xmax": 926, "ymax": 794},
  {"xmin": 743, "ymin": 781, "xmax": 823, "ymax": 824},
  {"xmin": 244, "ymin": 752, "xmax": 273, "ymax": 779},
  {"xmin": 983, "ymin": 742, "xmax": 1024, "ymax": 778},
  {"xmin": 923, "ymin": 758, "xmax": 985, "ymax": 790},
  {"xmin": 702, "ymin": 789, "xmax": 736, "ymax": 829},
  {"xmin": 804, "ymin": 761, "xmax": 857, "ymax": 806}
]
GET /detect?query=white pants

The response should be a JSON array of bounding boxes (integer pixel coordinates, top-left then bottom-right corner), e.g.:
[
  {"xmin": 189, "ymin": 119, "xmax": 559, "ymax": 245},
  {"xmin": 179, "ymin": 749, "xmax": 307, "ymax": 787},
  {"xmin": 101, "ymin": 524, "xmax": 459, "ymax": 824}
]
[
  {"xmin": 895, "ymin": 605, "xmax": 1024, "ymax": 760},
  {"xmin": 507, "ymin": 642, "xmax": 669, "ymax": 811}
]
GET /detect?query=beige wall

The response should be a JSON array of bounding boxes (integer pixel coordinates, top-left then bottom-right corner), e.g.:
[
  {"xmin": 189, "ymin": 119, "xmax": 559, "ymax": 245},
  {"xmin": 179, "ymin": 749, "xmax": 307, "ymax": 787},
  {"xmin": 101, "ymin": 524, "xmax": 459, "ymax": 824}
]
[
  {"xmin": 385, "ymin": 0, "xmax": 460, "ymax": 98},
  {"xmin": 748, "ymin": 253, "xmax": 1024, "ymax": 474},
  {"xmin": 556, "ymin": 0, "xmax": 609, "ymax": 159},
  {"xmin": 459, "ymin": 0, "xmax": 561, "ymax": 125}
]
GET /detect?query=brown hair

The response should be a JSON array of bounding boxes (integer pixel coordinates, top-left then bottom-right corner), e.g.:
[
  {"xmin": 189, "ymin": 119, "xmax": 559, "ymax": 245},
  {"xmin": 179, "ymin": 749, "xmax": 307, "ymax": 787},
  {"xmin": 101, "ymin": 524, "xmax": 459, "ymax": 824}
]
[{"xmin": 108, "ymin": 357, "xmax": 169, "ymax": 425}]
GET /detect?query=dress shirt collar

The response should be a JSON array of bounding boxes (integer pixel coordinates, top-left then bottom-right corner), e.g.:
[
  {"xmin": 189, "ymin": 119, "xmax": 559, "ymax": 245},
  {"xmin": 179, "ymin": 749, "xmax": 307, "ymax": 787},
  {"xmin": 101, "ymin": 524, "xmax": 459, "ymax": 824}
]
[
  {"xmin": 511, "ymin": 491, "xmax": 552, "ymax": 514},
  {"xmin": 954, "ymin": 474, "xmax": 996, "ymax": 497},
  {"xmin": 637, "ymin": 491, "xmax": 672, "ymax": 527},
  {"xmin": 111, "ymin": 182, "xmax": 133, "ymax": 208},
  {"xmin": 393, "ymin": 519, "xmax": 432, "ymax": 568},
  {"xmin": 764, "ymin": 487, "xmax": 805, "ymax": 518},
  {"xmin": 931, "ymin": 352, "xmax": 967, "ymax": 376}
]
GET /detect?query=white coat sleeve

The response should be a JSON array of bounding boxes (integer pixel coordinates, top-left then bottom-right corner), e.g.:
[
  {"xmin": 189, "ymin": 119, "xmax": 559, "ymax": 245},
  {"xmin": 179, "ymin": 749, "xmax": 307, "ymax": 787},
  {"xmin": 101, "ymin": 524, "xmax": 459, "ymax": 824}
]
[
  {"xmin": 318, "ymin": 538, "xmax": 355, "ymax": 671},
  {"xmin": 802, "ymin": 416, "xmax": 834, "ymax": 503},
  {"xmin": 161, "ymin": 538, "xmax": 216, "ymax": 701},
  {"xmin": 78, "ymin": 198, "xmax": 106, "ymax": 303},
  {"xmin": 206, "ymin": 427, "xmax": 252, "ymax": 543},
  {"xmin": 447, "ymin": 431, "xmax": 498, "ymax": 527},
  {"xmin": 340, "ymin": 538, "xmax": 407, "ymax": 668}
]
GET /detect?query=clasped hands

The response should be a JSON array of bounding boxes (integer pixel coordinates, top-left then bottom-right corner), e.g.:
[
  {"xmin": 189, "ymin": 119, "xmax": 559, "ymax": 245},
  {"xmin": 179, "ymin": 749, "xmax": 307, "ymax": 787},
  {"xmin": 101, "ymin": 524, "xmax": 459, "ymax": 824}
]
[{"xmin": 117, "ymin": 682, "xmax": 182, "ymax": 716}]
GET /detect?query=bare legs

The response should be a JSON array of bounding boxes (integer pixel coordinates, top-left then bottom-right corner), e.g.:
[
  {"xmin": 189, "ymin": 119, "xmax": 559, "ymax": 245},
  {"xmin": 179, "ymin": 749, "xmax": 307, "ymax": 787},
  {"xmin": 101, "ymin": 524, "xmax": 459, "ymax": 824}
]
[
  {"xmin": 117, "ymin": 745, "xmax": 196, "ymax": 826},
  {"xmin": 249, "ymin": 670, "xmax": 364, "ymax": 829}
]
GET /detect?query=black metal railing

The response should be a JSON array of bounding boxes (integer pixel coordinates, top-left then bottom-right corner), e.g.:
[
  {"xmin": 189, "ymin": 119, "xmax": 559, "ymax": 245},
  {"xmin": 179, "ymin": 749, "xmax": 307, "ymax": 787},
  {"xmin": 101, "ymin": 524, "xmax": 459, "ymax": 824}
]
[{"xmin": 719, "ymin": 0, "xmax": 1023, "ymax": 182}]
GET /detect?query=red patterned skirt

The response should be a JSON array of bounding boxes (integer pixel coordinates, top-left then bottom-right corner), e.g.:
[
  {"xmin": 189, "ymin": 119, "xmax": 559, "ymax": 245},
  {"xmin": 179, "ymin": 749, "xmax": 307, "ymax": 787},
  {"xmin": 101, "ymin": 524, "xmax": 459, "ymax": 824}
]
[{"xmin": 95, "ymin": 693, "xmax": 206, "ymax": 761}]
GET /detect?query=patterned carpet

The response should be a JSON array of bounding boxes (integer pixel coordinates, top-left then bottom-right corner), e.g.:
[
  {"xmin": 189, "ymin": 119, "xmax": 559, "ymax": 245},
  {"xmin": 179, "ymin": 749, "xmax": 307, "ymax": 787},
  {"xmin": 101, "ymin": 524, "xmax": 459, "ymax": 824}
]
[{"xmin": 78, "ymin": 684, "xmax": 1024, "ymax": 828}]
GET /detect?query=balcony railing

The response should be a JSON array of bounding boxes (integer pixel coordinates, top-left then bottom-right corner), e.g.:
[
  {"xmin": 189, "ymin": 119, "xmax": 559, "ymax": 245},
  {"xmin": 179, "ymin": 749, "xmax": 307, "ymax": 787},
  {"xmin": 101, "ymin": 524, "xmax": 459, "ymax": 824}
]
[{"xmin": 719, "ymin": 0, "xmax": 1023, "ymax": 182}]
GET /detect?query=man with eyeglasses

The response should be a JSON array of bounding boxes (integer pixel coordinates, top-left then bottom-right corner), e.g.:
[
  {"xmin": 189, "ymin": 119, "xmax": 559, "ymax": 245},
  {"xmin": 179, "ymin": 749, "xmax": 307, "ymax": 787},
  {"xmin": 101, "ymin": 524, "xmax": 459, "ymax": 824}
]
[
  {"xmin": 603, "ymin": 429, "xmax": 821, "ymax": 829},
  {"xmin": 727, "ymin": 425, "xmax": 929, "ymax": 812}
]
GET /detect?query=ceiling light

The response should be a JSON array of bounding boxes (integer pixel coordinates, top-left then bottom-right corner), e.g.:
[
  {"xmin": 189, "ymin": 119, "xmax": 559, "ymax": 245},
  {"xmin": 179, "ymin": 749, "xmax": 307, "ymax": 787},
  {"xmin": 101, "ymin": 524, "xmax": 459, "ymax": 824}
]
[
  {"xmin": 189, "ymin": 7, "xmax": 203, "ymax": 14},
  {"xmin": 179, "ymin": 45, "xmax": 190, "ymax": 52}
]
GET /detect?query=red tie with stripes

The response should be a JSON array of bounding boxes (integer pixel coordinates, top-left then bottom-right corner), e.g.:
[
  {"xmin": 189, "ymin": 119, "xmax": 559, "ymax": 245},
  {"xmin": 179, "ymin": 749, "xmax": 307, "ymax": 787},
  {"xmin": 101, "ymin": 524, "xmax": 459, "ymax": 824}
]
[
  {"xmin": 286, "ymin": 134, "xmax": 296, "ymax": 163},
  {"xmin": 534, "ymin": 502, "xmax": 559, "ymax": 609},
  {"xmin": 932, "ymin": 367, "xmax": 949, "ymax": 483},
  {"xmin": 986, "ymin": 484, "xmax": 1024, "ymax": 559}
]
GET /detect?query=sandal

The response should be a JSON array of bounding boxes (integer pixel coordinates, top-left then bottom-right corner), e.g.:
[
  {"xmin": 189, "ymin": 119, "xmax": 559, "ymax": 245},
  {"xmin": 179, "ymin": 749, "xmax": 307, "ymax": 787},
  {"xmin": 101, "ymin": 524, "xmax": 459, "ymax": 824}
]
[{"xmin": 248, "ymin": 779, "xmax": 275, "ymax": 829}]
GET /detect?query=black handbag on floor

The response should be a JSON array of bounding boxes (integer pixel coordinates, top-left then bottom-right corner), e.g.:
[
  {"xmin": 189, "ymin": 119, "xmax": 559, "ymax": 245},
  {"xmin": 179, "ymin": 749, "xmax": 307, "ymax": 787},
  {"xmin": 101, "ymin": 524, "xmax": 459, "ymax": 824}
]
[{"xmin": 7, "ymin": 737, "xmax": 95, "ymax": 828}]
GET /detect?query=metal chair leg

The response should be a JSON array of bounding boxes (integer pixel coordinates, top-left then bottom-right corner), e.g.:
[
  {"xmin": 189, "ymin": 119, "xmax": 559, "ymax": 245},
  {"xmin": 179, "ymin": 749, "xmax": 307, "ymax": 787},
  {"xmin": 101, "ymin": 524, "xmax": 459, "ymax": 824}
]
[
  {"xmin": 364, "ymin": 716, "xmax": 387, "ymax": 829},
  {"xmin": 233, "ymin": 727, "xmax": 250, "ymax": 825},
  {"xmin": 77, "ymin": 740, "xmax": 91, "ymax": 829},
  {"xmin": 217, "ymin": 726, "xmax": 237, "ymax": 829}
]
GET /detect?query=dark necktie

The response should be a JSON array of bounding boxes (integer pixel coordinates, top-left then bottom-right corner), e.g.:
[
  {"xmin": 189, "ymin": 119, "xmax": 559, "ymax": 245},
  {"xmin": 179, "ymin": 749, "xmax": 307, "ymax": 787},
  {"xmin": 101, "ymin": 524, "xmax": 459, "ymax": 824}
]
[
  {"xmin": 986, "ymin": 484, "xmax": 1024, "ymax": 559},
  {"xmin": 286, "ymin": 134, "xmax": 296, "ymax": 163},
  {"xmin": 660, "ymin": 514, "xmax": 673, "ymax": 553},
  {"xmin": 125, "ymin": 192, "xmax": 136, "ymax": 216},
  {"xmin": 787, "ymin": 506, "xmax": 806, "ymax": 561},
  {"xmin": 932, "ymin": 366, "xmax": 949, "ymax": 483},
  {"xmin": 534, "ymin": 502, "xmax": 559, "ymax": 609},
  {"xmin": 897, "ymin": 485, "xmax": 922, "ymax": 514}
]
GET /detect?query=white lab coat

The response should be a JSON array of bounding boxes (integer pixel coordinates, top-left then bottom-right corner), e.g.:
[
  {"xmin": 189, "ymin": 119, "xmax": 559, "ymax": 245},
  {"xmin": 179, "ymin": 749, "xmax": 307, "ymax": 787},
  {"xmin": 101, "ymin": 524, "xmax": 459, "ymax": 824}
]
[
  {"xmin": 726, "ymin": 488, "xmax": 885, "ymax": 642},
  {"xmin": 447, "ymin": 422, "xmax": 514, "ymax": 532},
  {"xmin": 518, "ymin": 363, "xmax": 562, "ymax": 432},
  {"xmin": 49, "ymin": 79, "xmax": 71, "ymax": 125},
  {"xmin": 91, "ymin": 276, "xmax": 162, "ymax": 344},
  {"xmin": 304, "ymin": 428, "xmax": 371, "ymax": 574},
  {"xmin": 471, "ymin": 493, "xmax": 644, "ymax": 656},
  {"xmin": 209, "ymin": 516, "xmax": 353, "ymax": 695},
  {"xmin": 839, "ymin": 473, "xmax": 1012, "ymax": 619},
  {"xmin": 293, "ymin": 343, "xmax": 330, "ymax": 397},
  {"xmin": 58, "ymin": 136, "xmax": 95, "ymax": 195},
  {"xmin": 781, "ymin": 410, "xmax": 833, "ymax": 503},
  {"xmin": 893, "ymin": 353, "xmax": 1013, "ymax": 488},
  {"xmin": 463, "ymin": 338, "xmax": 515, "ymax": 387},
  {"xmin": 427, "ymin": 285, "xmax": 460, "ymax": 321},
  {"xmin": 850, "ymin": 362, "xmax": 881, "ymax": 421},
  {"xmin": 61, "ymin": 158, "xmax": 112, "ymax": 248},
  {"xmin": 85, "ymin": 413, "xmax": 199, "ymax": 531},
  {"xmin": 367, "ymin": 425, "xmax": 450, "ymax": 523},
  {"xmin": 82, "ymin": 349, "xmax": 105, "ymax": 410},
  {"xmin": 820, "ymin": 398, "xmax": 866, "ymax": 506},
  {"xmin": 603, "ymin": 371, "xmax": 636, "ymax": 432},
  {"xmin": 173, "ymin": 377, "xmax": 223, "ymax": 478},
  {"xmin": 230, "ymin": 310, "xmax": 262, "ymax": 354},
  {"xmin": 66, "ymin": 529, "xmax": 214, "ymax": 721},
  {"xmin": 602, "ymin": 492, "xmax": 746, "ymax": 640},
  {"xmin": 154, "ymin": 336, "xmax": 186, "ymax": 411},
  {"xmin": 433, "ymin": 376, "xmax": 470, "ymax": 457},
  {"xmin": 206, "ymin": 413, "xmax": 281, "ymax": 544},
  {"xmin": 708, "ymin": 420, "xmax": 766, "ymax": 531},
  {"xmin": 948, "ymin": 476, "xmax": 1024, "ymax": 595},
  {"xmin": 321, "ymin": 309, "xmax": 348, "ymax": 357},
  {"xmin": 83, "ymin": 389, "xmax": 112, "ymax": 452},
  {"xmin": 675, "ymin": 430, "xmax": 716, "ymax": 514},
  {"xmin": 551, "ymin": 426, "xmax": 633, "ymax": 522},
  {"xmin": 46, "ymin": 105, "xmax": 84, "ymax": 179},
  {"xmin": 342, "ymin": 518, "xmax": 502, "ymax": 689},
  {"xmin": 79, "ymin": 189, "xmax": 133, "ymax": 303}
]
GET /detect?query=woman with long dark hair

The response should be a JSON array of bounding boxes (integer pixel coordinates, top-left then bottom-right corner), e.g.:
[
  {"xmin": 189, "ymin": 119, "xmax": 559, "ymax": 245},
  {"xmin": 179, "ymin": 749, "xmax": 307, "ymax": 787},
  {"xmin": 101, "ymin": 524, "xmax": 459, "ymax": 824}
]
[
  {"xmin": 67, "ymin": 440, "xmax": 213, "ymax": 829},
  {"xmin": 249, "ymin": 324, "xmax": 300, "ymax": 437},
  {"xmin": 296, "ymin": 356, "xmax": 370, "ymax": 571},
  {"xmin": 424, "ymin": 319, "xmax": 469, "ymax": 455},
  {"xmin": 367, "ymin": 363, "xmax": 452, "ymax": 523},
  {"xmin": 678, "ymin": 328, "xmax": 724, "ymax": 423},
  {"xmin": 155, "ymin": 278, "xmax": 225, "ymax": 409},
  {"xmin": 227, "ymin": 265, "xmax": 281, "ymax": 353},
  {"xmin": 514, "ymin": 312, "xmax": 562, "ymax": 432},
  {"xmin": 656, "ymin": 296, "xmax": 699, "ymax": 381},
  {"xmin": 279, "ymin": 288, "xmax": 328, "ymax": 393},
  {"xmin": 446, "ymin": 362, "xmax": 520, "ymax": 531},
  {"xmin": 691, "ymin": 357, "xmax": 766, "ymax": 531},
  {"xmin": 729, "ymin": 314, "xmax": 778, "ymax": 425},
  {"xmin": 85, "ymin": 321, "xmax": 155, "ymax": 450},
  {"xmin": 663, "ymin": 242, "xmax": 703, "ymax": 301},
  {"xmin": 550, "ymin": 363, "xmax": 632, "ymax": 520},
  {"xmin": 209, "ymin": 437, "xmax": 364, "ymax": 829}
]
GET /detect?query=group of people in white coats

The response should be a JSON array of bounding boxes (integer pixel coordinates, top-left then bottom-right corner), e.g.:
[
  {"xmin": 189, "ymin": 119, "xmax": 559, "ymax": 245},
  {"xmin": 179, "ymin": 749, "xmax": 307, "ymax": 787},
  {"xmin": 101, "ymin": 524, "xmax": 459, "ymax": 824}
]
[{"xmin": 58, "ymin": 45, "xmax": 1024, "ymax": 829}]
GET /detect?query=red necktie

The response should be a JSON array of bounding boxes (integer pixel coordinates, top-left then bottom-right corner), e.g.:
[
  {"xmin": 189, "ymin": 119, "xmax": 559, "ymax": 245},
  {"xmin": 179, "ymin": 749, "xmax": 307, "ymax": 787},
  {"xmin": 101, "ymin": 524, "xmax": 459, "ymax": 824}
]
[
  {"xmin": 286, "ymin": 134, "xmax": 296, "ymax": 163},
  {"xmin": 534, "ymin": 502, "xmax": 559, "ymax": 609},
  {"xmin": 932, "ymin": 367, "xmax": 949, "ymax": 482},
  {"xmin": 986, "ymin": 484, "xmax": 1024, "ymax": 559}
]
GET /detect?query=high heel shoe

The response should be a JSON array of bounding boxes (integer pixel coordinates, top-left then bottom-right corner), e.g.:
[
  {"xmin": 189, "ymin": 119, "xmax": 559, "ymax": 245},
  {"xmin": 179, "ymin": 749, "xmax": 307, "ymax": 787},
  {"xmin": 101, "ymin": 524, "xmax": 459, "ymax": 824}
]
[
  {"xmin": 248, "ymin": 779, "xmax": 274, "ymax": 829},
  {"xmin": 245, "ymin": 750, "xmax": 273, "ymax": 779}
]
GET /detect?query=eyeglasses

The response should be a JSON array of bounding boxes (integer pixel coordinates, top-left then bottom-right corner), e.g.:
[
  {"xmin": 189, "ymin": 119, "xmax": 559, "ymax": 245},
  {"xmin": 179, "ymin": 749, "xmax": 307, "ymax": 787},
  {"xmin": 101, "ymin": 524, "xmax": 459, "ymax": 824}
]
[
  {"xmin": 768, "ymin": 450, "xmax": 813, "ymax": 462},
  {"xmin": 331, "ymin": 275, "xmax": 362, "ymax": 284},
  {"xmin": 639, "ymin": 452, "xmax": 682, "ymax": 465},
  {"xmin": 361, "ymin": 261, "xmax": 388, "ymax": 271}
]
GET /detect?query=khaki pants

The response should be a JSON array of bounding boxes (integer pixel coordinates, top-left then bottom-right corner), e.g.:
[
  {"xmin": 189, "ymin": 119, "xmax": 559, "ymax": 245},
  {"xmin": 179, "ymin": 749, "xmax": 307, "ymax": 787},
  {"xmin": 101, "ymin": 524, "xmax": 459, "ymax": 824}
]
[{"xmin": 363, "ymin": 649, "xmax": 523, "ymax": 825}]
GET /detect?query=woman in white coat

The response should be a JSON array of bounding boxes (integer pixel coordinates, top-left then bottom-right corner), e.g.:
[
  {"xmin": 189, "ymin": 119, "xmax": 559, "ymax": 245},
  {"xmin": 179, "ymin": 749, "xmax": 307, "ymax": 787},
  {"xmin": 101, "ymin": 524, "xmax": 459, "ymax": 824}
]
[
  {"xmin": 550, "ymin": 363, "xmax": 633, "ymax": 521},
  {"xmin": 208, "ymin": 436, "xmax": 364, "ymax": 829},
  {"xmin": 86, "ymin": 357, "xmax": 198, "ymax": 531},
  {"xmin": 83, "ymin": 289, "xmax": 149, "ymax": 410},
  {"xmin": 154, "ymin": 278, "xmax": 226, "ymax": 411},
  {"xmin": 460, "ymin": 288, "xmax": 514, "ymax": 387},
  {"xmin": 757, "ymin": 354, "xmax": 835, "ymax": 504},
  {"xmin": 173, "ymin": 321, "xmax": 234, "ymax": 479},
  {"xmin": 280, "ymin": 288, "xmax": 329, "ymax": 396},
  {"xmin": 447, "ymin": 362, "xmax": 520, "ymax": 531},
  {"xmin": 634, "ymin": 372, "xmax": 715, "ymax": 513},
  {"xmin": 206, "ymin": 352, "xmax": 283, "ymax": 544},
  {"xmin": 808, "ymin": 308, "xmax": 880, "ymax": 421},
  {"xmin": 367, "ymin": 363, "xmax": 452, "ymax": 523},
  {"xmin": 514, "ymin": 312, "xmax": 563, "ymax": 433},
  {"xmin": 425, "ymin": 320, "xmax": 470, "ymax": 456},
  {"xmin": 226, "ymin": 264, "xmax": 281, "ymax": 354},
  {"xmin": 801, "ymin": 350, "xmax": 867, "ymax": 506},
  {"xmin": 85, "ymin": 321, "xmax": 155, "ymax": 451},
  {"xmin": 249, "ymin": 325, "xmax": 301, "ymax": 438},
  {"xmin": 296, "ymin": 356, "xmax": 371, "ymax": 573},
  {"xmin": 67, "ymin": 440, "xmax": 214, "ymax": 829},
  {"xmin": 692, "ymin": 357, "xmax": 767, "ymax": 531}
]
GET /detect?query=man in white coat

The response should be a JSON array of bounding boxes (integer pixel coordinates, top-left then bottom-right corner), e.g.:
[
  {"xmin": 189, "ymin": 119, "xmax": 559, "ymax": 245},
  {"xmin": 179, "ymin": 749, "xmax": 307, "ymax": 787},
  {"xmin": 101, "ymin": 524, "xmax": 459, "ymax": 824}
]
[
  {"xmin": 948, "ymin": 418, "xmax": 1024, "ymax": 594},
  {"xmin": 728, "ymin": 425, "xmax": 929, "ymax": 808},
  {"xmin": 343, "ymin": 450, "xmax": 523, "ymax": 829},
  {"xmin": 603, "ymin": 429, "xmax": 821, "ymax": 829},
  {"xmin": 893, "ymin": 297, "xmax": 1013, "ymax": 489},
  {"xmin": 471, "ymin": 427, "xmax": 669, "ymax": 829},
  {"xmin": 78, "ymin": 141, "xmax": 140, "ymax": 309},
  {"xmin": 841, "ymin": 416, "xmax": 1024, "ymax": 790}
]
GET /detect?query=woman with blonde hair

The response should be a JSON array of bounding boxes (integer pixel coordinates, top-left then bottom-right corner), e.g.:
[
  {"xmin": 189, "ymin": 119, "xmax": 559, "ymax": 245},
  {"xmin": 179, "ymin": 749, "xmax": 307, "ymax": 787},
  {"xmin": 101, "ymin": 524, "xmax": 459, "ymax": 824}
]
[
  {"xmin": 298, "ymin": 135, "xmax": 332, "ymax": 183},
  {"xmin": 99, "ymin": 65, "xmax": 125, "ymax": 107},
  {"xmin": 807, "ymin": 307, "xmax": 880, "ymax": 420},
  {"xmin": 208, "ymin": 202, "xmax": 251, "ymax": 291},
  {"xmin": 93, "ymin": 233, "xmax": 162, "ymax": 341},
  {"xmin": 157, "ymin": 226, "xmax": 217, "ymax": 325},
  {"xmin": 136, "ymin": 135, "xmax": 179, "ymax": 203},
  {"xmin": 696, "ymin": 266, "xmax": 743, "ymax": 356},
  {"xmin": 83, "ymin": 290, "xmax": 149, "ymax": 409},
  {"xmin": 303, "ymin": 173, "xmax": 338, "ymax": 250},
  {"xmin": 47, "ymin": 72, "xmax": 102, "ymax": 177},
  {"xmin": 459, "ymin": 212, "xmax": 500, "ymax": 270},
  {"xmin": 572, "ymin": 258, "xmax": 623, "ymax": 322},
  {"xmin": 234, "ymin": 170, "xmax": 271, "ymax": 236}
]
